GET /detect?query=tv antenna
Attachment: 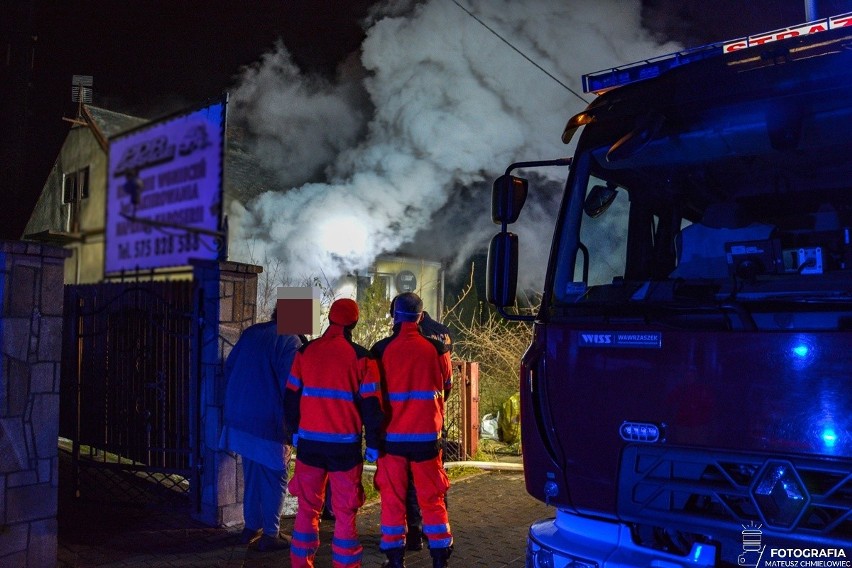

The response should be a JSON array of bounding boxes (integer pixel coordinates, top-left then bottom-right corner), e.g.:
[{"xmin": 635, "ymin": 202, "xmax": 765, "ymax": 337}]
[
  {"xmin": 72, "ymin": 75, "xmax": 92, "ymax": 103},
  {"xmin": 63, "ymin": 75, "xmax": 93, "ymax": 126}
]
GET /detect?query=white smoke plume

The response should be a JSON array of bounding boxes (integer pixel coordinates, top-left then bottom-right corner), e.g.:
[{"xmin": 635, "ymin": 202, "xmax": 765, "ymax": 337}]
[{"xmin": 227, "ymin": 0, "xmax": 681, "ymax": 291}]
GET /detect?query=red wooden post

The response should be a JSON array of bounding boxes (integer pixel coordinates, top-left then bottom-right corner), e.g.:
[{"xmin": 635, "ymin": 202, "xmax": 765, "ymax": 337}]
[
  {"xmin": 465, "ymin": 362, "xmax": 480, "ymax": 459},
  {"xmin": 449, "ymin": 361, "xmax": 480, "ymax": 459}
]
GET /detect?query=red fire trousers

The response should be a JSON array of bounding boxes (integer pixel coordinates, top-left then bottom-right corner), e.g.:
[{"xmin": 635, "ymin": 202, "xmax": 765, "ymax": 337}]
[
  {"xmin": 289, "ymin": 460, "xmax": 365, "ymax": 568},
  {"xmin": 375, "ymin": 453, "xmax": 452, "ymax": 551}
]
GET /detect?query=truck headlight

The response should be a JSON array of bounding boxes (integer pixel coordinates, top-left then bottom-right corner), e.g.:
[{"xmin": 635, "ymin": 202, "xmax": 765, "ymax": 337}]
[{"xmin": 534, "ymin": 548, "xmax": 554, "ymax": 568}]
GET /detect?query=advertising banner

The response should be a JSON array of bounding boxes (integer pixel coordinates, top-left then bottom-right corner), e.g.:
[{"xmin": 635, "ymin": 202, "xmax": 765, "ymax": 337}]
[{"xmin": 104, "ymin": 96, "xmax": 226, "ymax": 274}]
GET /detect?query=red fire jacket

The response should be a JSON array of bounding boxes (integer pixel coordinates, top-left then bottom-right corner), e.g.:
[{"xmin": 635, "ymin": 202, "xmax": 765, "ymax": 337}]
[
  {"xmin": 371, "ymin": 321, "xmax": 452, "ymax": 458},
  {"xmin": 284, "ymin": 324, "xmax": 383, "ymax": 470}
]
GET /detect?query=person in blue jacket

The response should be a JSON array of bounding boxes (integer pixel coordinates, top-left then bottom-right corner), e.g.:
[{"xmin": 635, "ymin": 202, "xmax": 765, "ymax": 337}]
[{"xmin": 219, "ymin": 308, "xmax": 302, "ymax": 552}]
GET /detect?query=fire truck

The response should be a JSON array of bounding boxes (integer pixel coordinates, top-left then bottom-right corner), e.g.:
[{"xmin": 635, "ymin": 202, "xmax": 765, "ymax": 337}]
[{"xmin": 487, "ymin": 12, "xmax": 852, "ymax": 568}]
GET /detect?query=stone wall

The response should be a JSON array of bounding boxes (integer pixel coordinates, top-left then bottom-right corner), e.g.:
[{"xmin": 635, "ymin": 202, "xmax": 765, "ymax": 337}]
[
  {"xmin": 0, "ymin": 241, "xmax": 70, "ymax": 567},
  {"xmin": 190, "ymin": 259, "xmax": 260, "ymax": 527}
]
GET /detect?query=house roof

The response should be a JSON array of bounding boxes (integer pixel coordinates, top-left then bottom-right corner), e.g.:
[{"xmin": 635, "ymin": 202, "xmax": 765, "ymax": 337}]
[
  {"xmin": 224, "ymin": 127, "xmax": 281, "ymax": 206},
  {"xmin": 84, "ymin": 105, "xmax": 150, "ymax": 138}
]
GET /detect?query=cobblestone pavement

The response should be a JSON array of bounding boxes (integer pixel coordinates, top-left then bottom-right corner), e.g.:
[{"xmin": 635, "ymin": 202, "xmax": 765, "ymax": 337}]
[{"xmin": 58, "ymin": 469, "xmax": 551, "ymax": 567}]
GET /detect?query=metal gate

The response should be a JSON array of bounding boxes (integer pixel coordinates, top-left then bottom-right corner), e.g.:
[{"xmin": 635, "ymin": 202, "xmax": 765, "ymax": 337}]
[{"xmin": 60, "ymin": 280, "xmax": 199, "ymax": 506}]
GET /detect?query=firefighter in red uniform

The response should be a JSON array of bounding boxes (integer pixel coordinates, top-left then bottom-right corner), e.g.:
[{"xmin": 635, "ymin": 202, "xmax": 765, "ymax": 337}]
[
  {"xmin": 372, "ymin": 292, "xmax": 453, "ymax": 568},
  {"xmin": 284, "ymin": 298, "xmax": 383, "ymax": 568}
]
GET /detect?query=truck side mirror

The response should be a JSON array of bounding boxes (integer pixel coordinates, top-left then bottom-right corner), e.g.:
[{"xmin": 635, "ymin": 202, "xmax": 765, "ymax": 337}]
[
  {"xmin": 584, "ymin": 184, "xmax": 618, "ymax": 218},
  {"xmin": 486, "ymin": 232, "xmax": 519, "ymax": 307},
  {"xmin": 492, "ymin": 175, "xmax": 528, "ymax": 224}
]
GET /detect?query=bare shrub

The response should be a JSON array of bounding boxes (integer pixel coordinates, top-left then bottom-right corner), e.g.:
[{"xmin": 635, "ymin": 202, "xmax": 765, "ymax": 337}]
[
  {"xmin": 243, "ymin": 243, "xmax": 340, "ymax": 331},
  {"xmin": 442, "ymin": 267, "xmax": 535, "ymax": 416}
]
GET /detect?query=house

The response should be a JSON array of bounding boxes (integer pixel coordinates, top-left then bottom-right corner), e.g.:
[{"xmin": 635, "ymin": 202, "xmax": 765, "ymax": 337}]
[{"xmin": 22, "ymin": 103, "xmax": 445, "ymax": 315}]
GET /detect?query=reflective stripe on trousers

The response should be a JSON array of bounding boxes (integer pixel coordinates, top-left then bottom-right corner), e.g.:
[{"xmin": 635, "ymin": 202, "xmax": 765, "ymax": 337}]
[
  {"xmin": 375, "ymin": 452, "xmax": 452, "ymax": 551},
  {"xmin": 289, "ymin": 460, "xmax": 365, "ymax": 567}
]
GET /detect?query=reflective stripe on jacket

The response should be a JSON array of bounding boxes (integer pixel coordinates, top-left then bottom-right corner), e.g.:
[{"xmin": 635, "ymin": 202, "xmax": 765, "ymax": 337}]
[
  {"xmin": 372, "ymin": 322, "xmax": 452, "ymax": 454},
  {"xmin": 285, "ymin": 324, "xmax": 383, "ymax": 457}
]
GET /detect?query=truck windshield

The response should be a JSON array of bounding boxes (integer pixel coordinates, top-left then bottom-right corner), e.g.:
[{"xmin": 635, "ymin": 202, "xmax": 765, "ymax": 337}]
[{"xmin": 549, "ymin": 141, "xmax": 852, "ymax": 330}]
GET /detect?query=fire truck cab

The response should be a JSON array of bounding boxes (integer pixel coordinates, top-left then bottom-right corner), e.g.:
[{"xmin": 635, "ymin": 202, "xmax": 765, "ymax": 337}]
[{"xmin": 488, "ymin": 13, "xmax": 852, "ymax": 568}]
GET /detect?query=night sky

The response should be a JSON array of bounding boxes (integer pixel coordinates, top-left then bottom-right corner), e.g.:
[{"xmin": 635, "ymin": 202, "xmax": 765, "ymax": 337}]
[
  {"xmin": 3, "ymin": 0, "xmax": 374, "ymax": 239},
  {"xmin": 3, "ymin": 0, "xmax": 851, "ymax": 240}
]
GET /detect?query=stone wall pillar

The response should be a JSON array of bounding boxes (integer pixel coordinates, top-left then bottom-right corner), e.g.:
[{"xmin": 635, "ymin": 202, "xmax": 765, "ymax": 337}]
[
  {"xmin": 0, "ymin": 241, "xmax": 70, "ymax": 567},
  {"xmin": 190, "ymin": 259, "xmax": 261, "ymax": 527}
]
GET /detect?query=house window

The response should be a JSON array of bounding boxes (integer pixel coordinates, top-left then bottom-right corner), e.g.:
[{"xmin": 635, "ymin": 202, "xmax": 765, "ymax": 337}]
[
  {"xmin": 376, "ymin": 273, "xmax": 392, "ymax": 297},
  {"xmin": 63, "ymin": 166, "xmax": 90, "ymax": 232},
  {"xmin": 62, "ymin": 167, "xmax": 89, "ymax": 204},
  {"xmin": 355, "ymin": 276, "xmax": 371, "ymax": 303},
  {"xmin": 356, "ymin": 273, "xmax": 392, "ymax": 303}
]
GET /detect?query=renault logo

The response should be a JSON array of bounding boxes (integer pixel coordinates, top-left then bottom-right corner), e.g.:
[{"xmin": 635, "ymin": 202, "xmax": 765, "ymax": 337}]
[{"xmin": 751, "ymin": 460, "xmax": 810, "ymax": 529}]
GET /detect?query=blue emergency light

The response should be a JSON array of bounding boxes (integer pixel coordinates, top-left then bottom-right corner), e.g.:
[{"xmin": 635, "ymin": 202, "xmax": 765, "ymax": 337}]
[
  {"xmin": 582, "ymin": 43, "xmax": 721, "ymax": 94},
  {"xmin": 583, "ymin": 11, "xmax": 852, "ymax": 94}
]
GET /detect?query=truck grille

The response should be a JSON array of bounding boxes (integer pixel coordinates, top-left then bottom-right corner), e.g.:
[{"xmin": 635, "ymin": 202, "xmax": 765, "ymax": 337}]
[{"xmin": 618, "ymin": 446, "xmax": 852, "ymax": 540}]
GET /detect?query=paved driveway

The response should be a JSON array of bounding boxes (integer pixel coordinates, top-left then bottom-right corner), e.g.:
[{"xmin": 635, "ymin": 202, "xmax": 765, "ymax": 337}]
[{"xmin": 58, "ymin": 470, "xmax": 551, "ymax": 567}]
